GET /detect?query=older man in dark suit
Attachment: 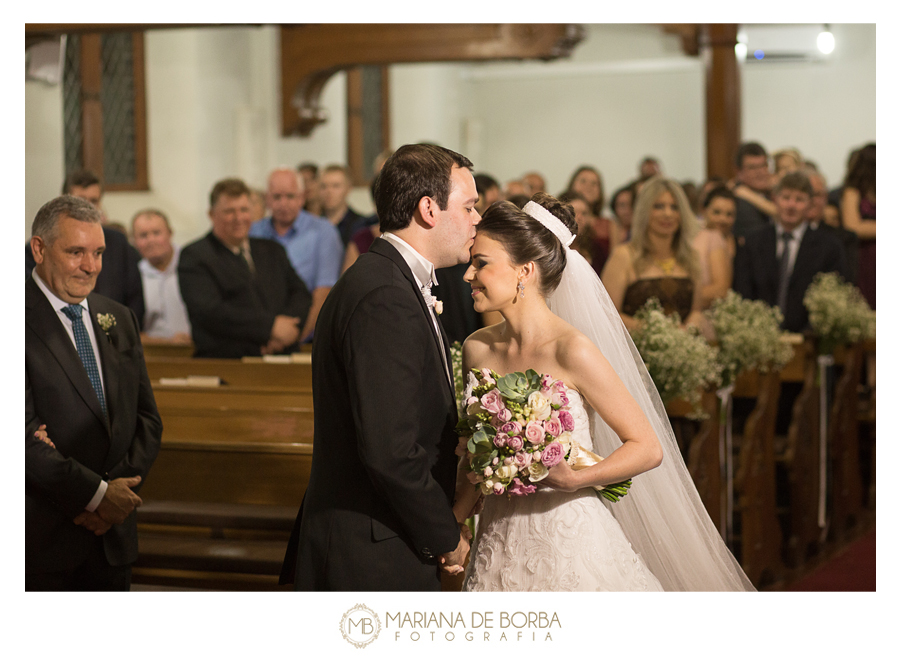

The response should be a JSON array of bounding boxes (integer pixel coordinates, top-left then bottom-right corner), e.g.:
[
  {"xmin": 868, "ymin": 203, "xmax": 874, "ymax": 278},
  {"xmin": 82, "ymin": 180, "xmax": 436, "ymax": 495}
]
[
  {"xmin": 178, "ymin": 178, "xmax": 312, "ymax": 358},
  {"xmin": 282, "ymin": 144, "xmax": 478, "ymax": 590},
  {"xmin": 25, "ymin": 170, "xmax": 146, "ymax": 326},
  {"xmin": 734, "ymin": 171, "xmax": 849, "ymax": 333},
  {"xmin": 26, "ymin": 195, "xmax": 162, "ymax": 591}
]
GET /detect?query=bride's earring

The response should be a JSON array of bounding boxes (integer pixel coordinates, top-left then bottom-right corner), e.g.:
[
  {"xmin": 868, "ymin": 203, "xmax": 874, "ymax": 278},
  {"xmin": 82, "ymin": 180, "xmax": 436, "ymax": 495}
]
[{"xmin": 517, "ymin": 281, "xmax": 525, "ymax": 299}]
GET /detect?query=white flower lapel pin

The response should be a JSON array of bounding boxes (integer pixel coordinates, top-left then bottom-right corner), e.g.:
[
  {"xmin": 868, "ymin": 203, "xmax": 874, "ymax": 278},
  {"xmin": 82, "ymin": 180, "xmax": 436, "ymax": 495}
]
[
  {"xmin": 434, "ymin": 300, "xmax": 444, "ymax": 315},
  {"xmin": 96, "ymin": 313, "xmax": 116, "ymax": 336}
]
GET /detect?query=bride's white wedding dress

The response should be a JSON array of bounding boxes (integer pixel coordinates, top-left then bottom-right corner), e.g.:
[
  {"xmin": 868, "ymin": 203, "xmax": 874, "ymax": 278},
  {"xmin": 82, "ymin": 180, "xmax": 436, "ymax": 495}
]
[{"xmin": 463, "ymin": 389, "xmax": 664, "ymax": 592}]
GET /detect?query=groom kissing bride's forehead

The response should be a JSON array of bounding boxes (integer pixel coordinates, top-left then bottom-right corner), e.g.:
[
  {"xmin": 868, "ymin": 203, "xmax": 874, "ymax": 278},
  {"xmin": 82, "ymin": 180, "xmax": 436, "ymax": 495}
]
[{"xmin": 281, "ymin": 143, "xmax": 480, "ymax": 591}]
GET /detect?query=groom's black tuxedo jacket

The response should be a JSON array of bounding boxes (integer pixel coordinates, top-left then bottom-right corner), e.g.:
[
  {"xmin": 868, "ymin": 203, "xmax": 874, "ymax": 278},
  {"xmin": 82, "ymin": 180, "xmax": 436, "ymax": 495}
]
[
  {"xmin": 285, "ymin": 238, "xmax": 461, "ymax": 590},
  {"xmin": 733, "ymin": 223, "xmax": 849, "ymax": 333},
  {"xmin": 25, "ymin": 278, "xmax": 162, "ymax": 575}
]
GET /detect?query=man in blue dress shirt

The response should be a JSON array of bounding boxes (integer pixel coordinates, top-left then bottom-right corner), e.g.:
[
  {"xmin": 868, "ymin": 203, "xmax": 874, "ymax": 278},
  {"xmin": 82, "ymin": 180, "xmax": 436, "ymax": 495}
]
[{"xmin": 249, "ymin": 168, "xmax": 343, "ymax": 341}]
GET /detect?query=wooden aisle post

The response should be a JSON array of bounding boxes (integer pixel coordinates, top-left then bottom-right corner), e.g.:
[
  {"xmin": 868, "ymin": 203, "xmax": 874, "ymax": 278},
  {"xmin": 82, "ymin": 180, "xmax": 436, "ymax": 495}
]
[
  {"xmin": 780, "ymin": 338, "xmax": 822, "ymax": 568},
  {"xmin": 734, "ymin": 369, "xmax": 783, "ymax": 588},
  {"xmin": 685, "ymin": 390, "xmax": 723, "ymax": 537},
  {"xmin": 829, "ymin": 343, "xmax": 866, "ymax": 541}
]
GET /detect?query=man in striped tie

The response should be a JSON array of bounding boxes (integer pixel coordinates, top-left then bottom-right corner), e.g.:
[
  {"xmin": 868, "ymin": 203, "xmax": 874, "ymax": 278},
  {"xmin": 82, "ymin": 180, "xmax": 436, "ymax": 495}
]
[{"xmin": 25, "ymin": 195, "xmax": 162, "ymax": 590}]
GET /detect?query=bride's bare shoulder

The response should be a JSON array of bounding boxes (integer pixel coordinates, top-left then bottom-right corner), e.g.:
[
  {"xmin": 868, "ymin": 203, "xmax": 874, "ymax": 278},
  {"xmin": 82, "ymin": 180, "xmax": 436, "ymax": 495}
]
[
  {"xmin": 462, "ymin": 323, "xmax": 505, "ymax": 359},
  {"xmin": 554, "ymin": 322, "xmax": 603, "ymax": 369}
]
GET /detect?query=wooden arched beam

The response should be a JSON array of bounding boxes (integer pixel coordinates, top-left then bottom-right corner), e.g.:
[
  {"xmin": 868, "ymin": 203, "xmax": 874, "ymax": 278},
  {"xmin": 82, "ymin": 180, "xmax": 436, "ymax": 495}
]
[{"xmin": 280, "ymin": 23, "xmax": 584, "ymax": 136}]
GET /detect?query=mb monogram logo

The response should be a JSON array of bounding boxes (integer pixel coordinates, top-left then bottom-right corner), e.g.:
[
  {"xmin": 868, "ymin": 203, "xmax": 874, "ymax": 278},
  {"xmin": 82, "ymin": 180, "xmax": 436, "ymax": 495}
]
[{"xmin": 340, "ymin": 604, "xmax": 382, "ymax": 648}]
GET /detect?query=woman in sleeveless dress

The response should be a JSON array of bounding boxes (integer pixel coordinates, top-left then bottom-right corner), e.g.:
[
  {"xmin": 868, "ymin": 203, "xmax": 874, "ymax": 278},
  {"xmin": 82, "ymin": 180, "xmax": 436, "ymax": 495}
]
[
  {"xmin": 601, "ymin": 177, "xmax": 709, "ymax": 337},
  {"xmin": 454, "ymin": 193, "xmax": 753, "ymax": 592}
]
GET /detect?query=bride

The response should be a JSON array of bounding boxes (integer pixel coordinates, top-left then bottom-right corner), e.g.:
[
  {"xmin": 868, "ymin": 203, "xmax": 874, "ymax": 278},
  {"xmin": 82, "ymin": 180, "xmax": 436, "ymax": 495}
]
[{"xmin": 453, "ymin": 192, "xmax": 754, "ymax": 591}]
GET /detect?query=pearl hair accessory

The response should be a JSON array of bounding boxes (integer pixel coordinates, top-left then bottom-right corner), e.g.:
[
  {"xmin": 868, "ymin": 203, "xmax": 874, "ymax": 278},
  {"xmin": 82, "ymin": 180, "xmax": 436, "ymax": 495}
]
[{"xmin": 523, "ymin": 201, "xmax": 576, "ymax": 248}]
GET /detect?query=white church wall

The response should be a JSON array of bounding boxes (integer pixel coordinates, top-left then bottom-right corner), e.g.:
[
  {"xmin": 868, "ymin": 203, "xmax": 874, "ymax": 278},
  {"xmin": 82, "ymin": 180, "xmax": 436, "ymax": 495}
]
[{"xmin": 24, "ymin": 23, "xmax": 876, "ymax": 243}]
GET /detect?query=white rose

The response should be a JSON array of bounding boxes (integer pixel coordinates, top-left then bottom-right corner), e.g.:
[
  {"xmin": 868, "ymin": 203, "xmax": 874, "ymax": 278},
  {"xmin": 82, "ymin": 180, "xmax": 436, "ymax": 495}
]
[
  {"xmin": 528, "ymin": 391, "xmax": 552, "ymax": 421},
  {"xmin": 527, "ymin": 461, "xmax": 549, "ymax": 482},
  {"xmin": 496, "ymin": 464, "xmax": 518, "ymax": 480},
  {"xmin": 480, "ymin": 480, "xmax": 496, "ymax": 496},
  {"xmin": 556, "ymin": 431, "xmax": 573, "ymax": 456}
]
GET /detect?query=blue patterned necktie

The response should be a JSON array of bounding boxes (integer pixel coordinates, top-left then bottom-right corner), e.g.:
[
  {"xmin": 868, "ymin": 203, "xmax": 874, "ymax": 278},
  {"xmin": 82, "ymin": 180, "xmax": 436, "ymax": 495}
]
[{"xmin": 61, "ymin": 304, "xmax": 108, "ymax": 420}]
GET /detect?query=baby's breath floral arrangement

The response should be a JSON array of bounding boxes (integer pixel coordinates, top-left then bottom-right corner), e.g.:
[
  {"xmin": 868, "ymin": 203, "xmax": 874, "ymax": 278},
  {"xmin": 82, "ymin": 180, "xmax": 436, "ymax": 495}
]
[
  {"xmin": 803, "ymin": 272, "xmax": 876, "ymax": 355},
  {"xmin": 707, "ymin": 291, "xmax": 794, "ymax": 388},
  {"xmin": 630, "ymin": 298, "xmax": 721, "ymax": 418}
]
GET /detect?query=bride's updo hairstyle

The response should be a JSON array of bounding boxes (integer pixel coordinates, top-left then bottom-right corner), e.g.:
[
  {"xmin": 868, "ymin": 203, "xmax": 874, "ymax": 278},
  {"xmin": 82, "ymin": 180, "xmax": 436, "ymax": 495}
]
[{"xmin": 477, "ymin": 192, "xmax": 579, "ymax": 296}]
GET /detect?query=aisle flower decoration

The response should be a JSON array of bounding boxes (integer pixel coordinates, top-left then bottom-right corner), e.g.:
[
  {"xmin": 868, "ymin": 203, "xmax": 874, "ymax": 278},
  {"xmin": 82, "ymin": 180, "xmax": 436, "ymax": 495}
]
[
  {"xmin": 707, "ymin": 291, "xmax": 794, "ymax": 388},
  {"xmin": 803, "ymin": 272, "xmax": 876, "ymax": 355},
  {"xmin": 629, "ymin": 298, "xmax": 720, "ymax": 418},
  {"xmin": 457, "ymin": 368, "xmax": 631, "ymax": 502}
]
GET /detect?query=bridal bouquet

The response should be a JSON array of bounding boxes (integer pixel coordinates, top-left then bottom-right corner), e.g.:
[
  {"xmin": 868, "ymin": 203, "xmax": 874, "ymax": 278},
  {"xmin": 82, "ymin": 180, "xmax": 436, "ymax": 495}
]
[{"xmin": 456, "ymin": 368, "xmax": 631, "ymax": 502}]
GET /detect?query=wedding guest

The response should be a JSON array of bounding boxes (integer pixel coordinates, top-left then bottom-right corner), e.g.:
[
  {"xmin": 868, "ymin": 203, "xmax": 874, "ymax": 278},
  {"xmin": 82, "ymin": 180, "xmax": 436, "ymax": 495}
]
[
  {"xmin": 733, "ymin": 171, "xmax": 849, "ymax": 333},
  {"xmin": 839, "ymin": 142, "xmax": 875, "ymax": 309},
  {"xmin": 504, "ymin": 178, "xmax": 530, "ymax": 198},
  {"xmin": 131, "ymin": 209, "xmax": 191, "ymax": 341},
  {"xmin": 806, "ymin": 169, "xmax": 859, "ymax": 285},
  {"xmin": 320, "ymin": 164, "xmax": 366, "ymax": 247},
  {"xmin": 731, "ymin": 142, "xmax": 776, "ymax": 240},
  {"xmin": 523, "ymin": 171, "xmax": 546, "ymax": 194},
  {"xmin": 701, "ymin": 184, "xmax": 738, "ymax": 262},
  {"xmin": 179, "ymin": 177, "xmax": 311, "ymax": 358},
  {"xmin": 773, "ymin": 148, "xmax": 803, "ymax": 178},
  {"xmin": 560, "ymin": 190, "xmax": 617, "ymax": 278},
  {"xmin": 609, "ymin": 181, "xmax": 638, "ymax": 242},
  {"xmin": 692, "ymin": 189, "xmax": 733, "ymax": 309},
  {"xmin": 248, "ymin": 188, "xmax": 267, "ymax": 223},
  {"xmin": 601, "ymin": 176, "xmax": 707, "ymax": 336},
  {"xmin": 250, "ymin": 168, "xmax": 342, "ymax": 342},
  {"xmin": 639, "ymin": 156, "xmax": 661, "ymax": 181},
  {"xmin": 298, "ymin": 162, "xmax": 322, "ymax": 216},
  {"xmin": 25, "ymin": 169, "xmax": 145, "ymax": 327},
  {"xmin": 26, "ymin": 195, "xmax": 161, "ymax": 590},
  {"xmin": 561, "ymin": 165, "xmax": 604, "ymax": 219},
  {"xmin": 474, "ymin": 173, "xmax": 502, "ymax": 215}
]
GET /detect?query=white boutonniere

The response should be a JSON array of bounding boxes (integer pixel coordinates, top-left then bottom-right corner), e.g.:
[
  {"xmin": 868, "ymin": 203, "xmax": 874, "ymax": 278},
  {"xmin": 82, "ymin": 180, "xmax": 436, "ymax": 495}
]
[
  {"xmin": 434, "ymin": 300, "xmax": 443, "ymax": 315},
  {"xmin": 96, "ymin": 313, "xmax": 116, "ymax": 335}
]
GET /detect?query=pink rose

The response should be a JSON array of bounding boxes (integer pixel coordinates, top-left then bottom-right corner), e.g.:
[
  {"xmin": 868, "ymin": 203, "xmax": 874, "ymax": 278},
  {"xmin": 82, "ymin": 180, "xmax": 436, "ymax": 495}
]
[
  {"xmin": 497, "ymin": 408, "xmax": 512, "ymax": 423},
  {"xmin": 492, "ymin": 482, "xmax": 506, "ymax": 495},
  {"xmin": 480, "ymin": 369, "xmax": 496, "ymax": 386},
  {"xmin": 540, "ymin": 374, "xmax": 554, "ymax": 391},
  {"xmin": 554, "ymin": 381, "xmax": 566, "ymax": 392},
  {"xmin": 559, "ymin": 410, "xmax": 575, "ymax": 432},
  {"xmin": 481, "ymin": 389, "xmax": 504, "ymax": 415},
  {"xmin": 508, "ymin": 478, "xmax": 537, "ymax": 496},
  {"xmin": 540, "ymin": 441, "xmax": 565, "ymax": 468},
  {"xmin": 524, "ymin": 421, "xmax": 545, "ymax": 444},
  {"xmin": 506, "ymin": 435, "xmax": 524, "ymax": 451},
  {"xmin": 500, "ymin": 421, "xmax": 522, "ymax": 437},
  {"xmin": 543, "ymin": 417, "xmax": 562, "ymax": 437},
  {"xmin": 493, "ymin": 433, "xmax": 508, "ymax": 448},
  {"xmin": 512, "ymin": 451, "xmax": 533, "ymax": 470}
]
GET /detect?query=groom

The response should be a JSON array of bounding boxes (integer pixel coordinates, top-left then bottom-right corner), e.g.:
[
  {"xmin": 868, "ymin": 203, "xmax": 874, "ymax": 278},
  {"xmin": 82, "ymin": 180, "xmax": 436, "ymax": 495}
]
[{"xmin": 282, "ymin": 143, "xmax": 480, "ymax": 590}]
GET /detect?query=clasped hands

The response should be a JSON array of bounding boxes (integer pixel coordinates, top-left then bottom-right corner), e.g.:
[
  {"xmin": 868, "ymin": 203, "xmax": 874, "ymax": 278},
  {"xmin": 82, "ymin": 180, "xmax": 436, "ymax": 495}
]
[
  {"xmin": 260, "ymin": 315, "xmax": 300, "ymax": 355},
  {"xmin": 33, "ymin": 425, "xmax": 143, "ymax": 537}
]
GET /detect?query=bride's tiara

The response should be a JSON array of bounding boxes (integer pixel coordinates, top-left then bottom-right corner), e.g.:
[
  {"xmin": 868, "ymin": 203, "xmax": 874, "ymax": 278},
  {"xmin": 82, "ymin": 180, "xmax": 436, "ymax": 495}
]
[{"xmin": 523, "ymin": 201, "xmax": 576, "ymax": 248}]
